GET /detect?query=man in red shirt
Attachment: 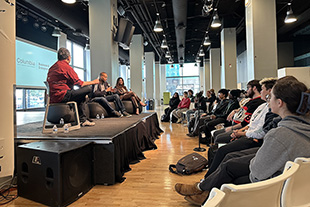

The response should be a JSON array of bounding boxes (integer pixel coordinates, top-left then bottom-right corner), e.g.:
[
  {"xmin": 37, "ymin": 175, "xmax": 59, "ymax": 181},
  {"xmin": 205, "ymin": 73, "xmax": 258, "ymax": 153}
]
[{"xmin": 47, "ymin": 48, "xmax": 99, "ymax": 126}]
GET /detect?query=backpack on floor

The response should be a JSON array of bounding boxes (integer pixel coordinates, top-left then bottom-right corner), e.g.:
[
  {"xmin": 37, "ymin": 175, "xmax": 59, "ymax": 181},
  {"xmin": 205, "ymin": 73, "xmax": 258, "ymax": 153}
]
[{"xmin": 169, "ymin": 153, "xmax": 208, "ymax": 175}]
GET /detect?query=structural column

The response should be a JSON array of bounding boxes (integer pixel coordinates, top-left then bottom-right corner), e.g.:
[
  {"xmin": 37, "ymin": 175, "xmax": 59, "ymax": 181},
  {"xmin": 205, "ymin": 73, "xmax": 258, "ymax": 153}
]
[
  {"xmin": 204, "ymin": 59, "xmax": 211, "ymax": 93},
  {"xmin": 130, "ymin": 35, "xmax": 144, "ymax": 98},
  {"xmin": 145, "ymin": 52, "xmax": 155, "ymax": 99},
  {"xmin": 0, "ymin": 0, "xmax": 15, "ymax": 179},
  {"xmin": 154, "ymin": 62, "xmax": 161, "ymax": 106},
  {"xmin": 159, "ymin": 64, "xmax": 166, "ymax": 103},
  {"xmin": 210, "ymin": 48, "xmax": 221, "ymax": 92},
  {"xmin": 221, "ymin": 28, "xmax": 237, "ymax": 89},
  {"xmin": 246, "ymin": 0, "xmax": 277, "ymax": 79},
  {"xmin": 57, "ymin": 32, "xmax": 67, "ymax": 49},
  {"xmin": 199, "ymin": 62, "xmax": 205, "ymax": 93},
  {"xmin": 89, "ymin": 0, "xmax": 119, "ymax": 82}
]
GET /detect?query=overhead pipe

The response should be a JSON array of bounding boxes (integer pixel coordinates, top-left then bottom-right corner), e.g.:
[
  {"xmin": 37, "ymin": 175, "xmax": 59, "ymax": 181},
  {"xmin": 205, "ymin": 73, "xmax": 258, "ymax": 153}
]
[{"xmin": 172, "ymin": 0, "xmax": 187, "ymax": 63}]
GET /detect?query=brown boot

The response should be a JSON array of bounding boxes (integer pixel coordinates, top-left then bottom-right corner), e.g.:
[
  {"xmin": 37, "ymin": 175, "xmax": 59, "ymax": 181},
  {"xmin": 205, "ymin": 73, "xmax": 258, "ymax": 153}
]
[
  {"xmin": 175, "ymin": 182, "xmax": 202, "ymax": 196},
  {"xmin": 184, "ymin": 190, "xmax": 210, "ymax": 206}
]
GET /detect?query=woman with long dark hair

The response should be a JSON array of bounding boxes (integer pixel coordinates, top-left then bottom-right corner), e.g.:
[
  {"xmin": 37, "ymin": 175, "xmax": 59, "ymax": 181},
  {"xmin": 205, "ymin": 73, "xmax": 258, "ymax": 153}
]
[
  {"xmin": 161, "ymin": 92, "xmax": 180, "ymax": 122},
  {"xmin": 115, "ymin": 77, "xmax": 146, "ymax": 115}
]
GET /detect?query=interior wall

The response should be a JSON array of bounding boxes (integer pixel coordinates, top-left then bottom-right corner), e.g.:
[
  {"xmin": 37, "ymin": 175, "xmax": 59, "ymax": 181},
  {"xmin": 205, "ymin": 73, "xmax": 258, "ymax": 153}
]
[{"xmin": 278, "ymin": 42, "xmax": 294, "ymax": 69}]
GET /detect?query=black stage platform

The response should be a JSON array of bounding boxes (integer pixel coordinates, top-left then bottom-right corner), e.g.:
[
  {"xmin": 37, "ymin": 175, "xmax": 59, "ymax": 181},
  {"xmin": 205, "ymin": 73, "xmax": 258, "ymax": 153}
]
[{"xmin": 15, "ymin": 112, "xmax": 163, "ymax": 184}]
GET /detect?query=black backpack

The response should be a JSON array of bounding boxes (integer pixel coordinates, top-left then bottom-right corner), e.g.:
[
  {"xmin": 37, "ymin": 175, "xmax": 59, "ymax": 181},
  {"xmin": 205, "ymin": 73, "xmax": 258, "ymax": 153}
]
[{"xmin": 169, "ymin": 153, "xmax": 208, "ymax": 175}]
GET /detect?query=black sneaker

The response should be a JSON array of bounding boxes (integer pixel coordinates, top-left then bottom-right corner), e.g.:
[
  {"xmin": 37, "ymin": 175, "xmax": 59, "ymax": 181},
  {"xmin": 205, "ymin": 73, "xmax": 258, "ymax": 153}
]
[
  {"xmin": 112, "ymin": 111, "xmax": 123, "ymax": 117},
  {"xmin": 122, "ymin": 111, "xmax": 132, "ymax": 117}
]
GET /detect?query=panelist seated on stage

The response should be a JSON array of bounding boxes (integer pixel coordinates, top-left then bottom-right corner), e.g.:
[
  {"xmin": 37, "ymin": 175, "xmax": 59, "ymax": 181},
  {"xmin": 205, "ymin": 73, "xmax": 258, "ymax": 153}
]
[
  {"xmin": 92, "ymin": 72, "xmax": 132, "ymax": 117},
  {"xmin": 47, "ymin": 47, "xmax": 99, "ymax": 127},
  {"xmin": 115, "ymin": 77, "xmax": 146, "ymax": 115}
]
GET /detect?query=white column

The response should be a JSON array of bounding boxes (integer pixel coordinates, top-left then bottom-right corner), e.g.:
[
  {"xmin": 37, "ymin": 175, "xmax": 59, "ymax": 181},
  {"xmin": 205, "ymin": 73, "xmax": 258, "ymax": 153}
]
[
  {"xmin": 210, "ymin": 48, "xmax": 221, "ymax": 92},
  {"xmin": 154, "ymin": 62, "xmax": 161, "ymax": 106},
  {"xmin": 145, "ymin": 52, "xmax": 155, "ymax": 99},
  {"xmin": 160, "ymin": 64, "xmax": 166, "ymax": 103},
  {"xmin": 204, "ymin": 59, "xmax": 211, "ymax": 93},
  {"xmin": 130, "ymin": 35, "xmax": 144, "ymax": 98},
  {"xmin": 199, "ymin": 63, "xmax": 205, "ymax": 94},
  {"xmin": 89, "ymin": 0, "xmax": 119, "ymax": 82},
  {"xmin": 246, "ymin": 0, "xmax": 277, "ymax": 79},
  {"xmin": 57, "ymin": 32, "xmax": 67, "ymax": 49},
  {"xmin": 0, "ymin": 0, "xmax": 15, "ymax": 179},
  {"xmin": 221, "ymin": 28, "xmax": 237, "ymax": 89}
]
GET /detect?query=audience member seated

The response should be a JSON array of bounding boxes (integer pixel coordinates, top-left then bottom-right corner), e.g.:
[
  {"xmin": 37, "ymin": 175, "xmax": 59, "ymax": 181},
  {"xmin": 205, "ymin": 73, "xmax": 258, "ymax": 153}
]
[
  {"xmin": 92, "ymin": 72, "xmax": 131, "ymax": 117},
  {"xmin": 188, "ymin": 89, "xmax": 195, "ymax": 102},
  {"xmin": 198, "ymin": 89, "xmax": 241, "ymax": 143},
  {"xmin": 161, "ymin": 92, "xmax": 180, "ymax": 122},
  {"xmin": 185, "ymin": 91, "xmax": 206, "ymax": 124},
  {"xmin": 206, "ymin": 89, "xmax": 216, "ymax": 112},
  {"xmin": 174, "ymin": 76, "xmax": 310, "ymax": 206},
  {"xmin": 187, "ymin": 89, "xmax": 232, "ymax": 137},
  {"xmin": 171, "ymin": 91, "xmax": 191, "ymax": 123},
  {"xmin": 115, "ymin": 77, "xmax": 146, "ymax": 115},
  {"xmin": 47, "ymin": 48, "xmax": 99, "ymax": 127}
]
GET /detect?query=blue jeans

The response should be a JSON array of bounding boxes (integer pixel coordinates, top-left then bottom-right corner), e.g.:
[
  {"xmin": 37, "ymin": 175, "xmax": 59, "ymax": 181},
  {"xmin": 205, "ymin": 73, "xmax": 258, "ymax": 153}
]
[
  {"xmin": 91, "ymin": 97, "xmax": 116, "ymax": 114},
  {"xmin": 105, "ymin": 94, "xmax": 125, "ymax": 112}
]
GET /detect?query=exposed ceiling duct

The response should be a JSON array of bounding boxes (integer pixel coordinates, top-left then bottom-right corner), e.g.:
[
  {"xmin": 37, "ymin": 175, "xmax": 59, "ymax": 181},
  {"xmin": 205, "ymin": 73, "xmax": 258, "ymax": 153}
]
[{"xmin": 172, "ymin": 0, "xmax": 187, "ymax": 63}]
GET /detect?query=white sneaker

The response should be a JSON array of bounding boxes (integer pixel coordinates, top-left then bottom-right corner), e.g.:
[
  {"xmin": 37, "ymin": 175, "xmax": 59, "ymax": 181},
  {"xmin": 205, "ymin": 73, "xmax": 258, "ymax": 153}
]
[{"xmin": 81, "ymin": 120, "xmax": 95, "ymax": 127}]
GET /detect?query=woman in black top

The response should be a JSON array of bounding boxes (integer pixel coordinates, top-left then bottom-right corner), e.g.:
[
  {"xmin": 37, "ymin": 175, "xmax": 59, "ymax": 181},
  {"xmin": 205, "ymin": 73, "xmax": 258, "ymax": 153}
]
[{"xmin": 161, "ymin": 92, "xmax": 180, "ymax": 122}]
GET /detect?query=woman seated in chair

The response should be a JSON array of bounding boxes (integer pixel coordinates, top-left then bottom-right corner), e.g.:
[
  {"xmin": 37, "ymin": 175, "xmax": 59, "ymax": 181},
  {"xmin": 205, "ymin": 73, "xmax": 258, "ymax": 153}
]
[
  {"xmin": 115, "ymin": 77, "xmax": 146, "ymax": 115},
  {"xmin": 161, "ymin": 92, "xmax": 180, "ymax": 122}
]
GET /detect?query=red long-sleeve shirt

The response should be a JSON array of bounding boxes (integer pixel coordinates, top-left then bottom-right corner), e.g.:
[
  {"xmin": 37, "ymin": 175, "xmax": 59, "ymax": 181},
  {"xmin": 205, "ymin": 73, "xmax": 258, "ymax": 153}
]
[
  {"xmin": 47, "ymin": 60, "xmax": 84, "ymax": 103},
  {"xmin": 178, "ymin": 97, "xmax": 191, "ymax": 109}
]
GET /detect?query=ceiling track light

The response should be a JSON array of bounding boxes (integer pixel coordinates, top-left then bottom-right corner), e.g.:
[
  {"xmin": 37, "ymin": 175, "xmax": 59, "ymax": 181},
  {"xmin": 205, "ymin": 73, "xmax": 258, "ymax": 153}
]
[
  {"xmin": 161, "ymin": 39, "xmax": 168, "ymax": 48},
  {"xmin": 211, "ymin": 9, "xmax": 221, "ymax": 28},
  {"xmin": 52, "ymin": 27, "xmax": 62, "ymax": 37},
  {"xmin": 284, "ymin": 3, "xmax": 297, "ymax": 24},
  {"xmin": 41, "ymin": 22, "xmax": 47, "ymax": 32}
]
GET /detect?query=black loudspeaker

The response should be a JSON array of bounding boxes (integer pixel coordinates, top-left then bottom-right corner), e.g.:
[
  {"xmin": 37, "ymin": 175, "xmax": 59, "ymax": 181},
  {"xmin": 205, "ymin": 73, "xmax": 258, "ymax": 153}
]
[
  {"xmin": 93, "ymin": 143, "xmax": 115, "ymax": 185},
  {"xmin": 17, "ymin": 141, "xmax": 93, "ymax": 207}
]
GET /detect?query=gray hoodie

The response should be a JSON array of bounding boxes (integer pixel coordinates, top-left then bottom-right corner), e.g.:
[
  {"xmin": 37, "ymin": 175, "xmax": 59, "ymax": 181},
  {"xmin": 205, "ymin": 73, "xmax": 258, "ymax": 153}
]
[{"xmin": 249, "ymin": 114, "xmax": 310, "ymax": 182}]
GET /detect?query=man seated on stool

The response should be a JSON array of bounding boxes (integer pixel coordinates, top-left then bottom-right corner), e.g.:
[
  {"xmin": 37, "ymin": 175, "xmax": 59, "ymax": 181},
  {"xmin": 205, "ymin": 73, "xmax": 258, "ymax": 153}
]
[
  {"xmin": 92, "ymin": 72, "xmax": 131, "ymax": 117},
  {"xmin": 47, "ymin": 48, "xmax": 99, "ymax": 127}
]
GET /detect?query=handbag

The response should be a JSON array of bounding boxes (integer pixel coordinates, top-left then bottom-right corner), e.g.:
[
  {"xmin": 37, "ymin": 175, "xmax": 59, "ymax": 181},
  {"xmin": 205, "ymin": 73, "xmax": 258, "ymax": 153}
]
[{"xmin": 169, "ymin": 153, "xmax": 208, "ymax": 175}]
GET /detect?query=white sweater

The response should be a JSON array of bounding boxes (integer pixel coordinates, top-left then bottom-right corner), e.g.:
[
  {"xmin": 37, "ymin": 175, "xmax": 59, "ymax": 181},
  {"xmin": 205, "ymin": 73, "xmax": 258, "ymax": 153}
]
[{"xmin": 245, "ymin": 103, "xmax": 269, "ymax": 139}]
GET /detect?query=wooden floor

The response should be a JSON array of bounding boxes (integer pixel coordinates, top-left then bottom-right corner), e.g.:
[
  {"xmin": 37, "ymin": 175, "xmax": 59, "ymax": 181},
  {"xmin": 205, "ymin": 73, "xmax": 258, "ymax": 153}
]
[{"xmin": 8, "ymin": 106, "xmax": 209, "ymax": 207}]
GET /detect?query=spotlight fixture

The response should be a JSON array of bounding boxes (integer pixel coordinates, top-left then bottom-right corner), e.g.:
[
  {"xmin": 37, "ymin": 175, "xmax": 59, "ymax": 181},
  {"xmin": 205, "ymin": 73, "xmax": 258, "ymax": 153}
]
[
  {"xmin": 52, "ymin": 27, "xmax": 62, "ymax": 37},
  {"xmin": 203, "ymin": 35, "xmax": 211, "ymax": 46},
  {"xmin": 196, "ymin": 57, "xmax": 201, "ymax": 63},
  {"xmin": 22, "ymin": 16, "xmax": 28, "ymax": 23},
  {"xmin": 161, "ymin": 39, "xmax": 168, "ymax": 48},
  {"xmin": 41, "ymin": 22, "xmax": 47, "ymax": 32},
  {"xmin": 211, "ymin": 8, "xmax": 221, "ymax": 28},
  {"xmin": 194, "ymin": 63, "xmax": 198, "ymax": 67},
  {"xmin": 180, "ymin": 63, "xmax": 183, "ymax": 68},
  {"xmin": 199, "ymin": 49, "xmax": 205, "ymax": 57},
  {"xmin": 284, "ymin": 3, "xmax": 297, "ymax": 23},
  {"xmin": 33, "ymin": 20, "xmax": 40, "ymax": 29},
  {"xmin": 168, "ymin": 58, "xmax": 173, "ymax": 64}
]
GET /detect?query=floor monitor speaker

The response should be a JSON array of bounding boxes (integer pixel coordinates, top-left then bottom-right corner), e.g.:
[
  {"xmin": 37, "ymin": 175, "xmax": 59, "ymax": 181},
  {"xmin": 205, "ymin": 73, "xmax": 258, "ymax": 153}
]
[{"xmin": 17, "ymin": 141, "xmax": 93, "ymax": 207}]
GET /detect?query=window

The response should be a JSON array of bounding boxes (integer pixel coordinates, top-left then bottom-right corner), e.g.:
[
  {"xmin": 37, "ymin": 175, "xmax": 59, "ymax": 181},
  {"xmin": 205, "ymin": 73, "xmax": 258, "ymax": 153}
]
[
  {"xmin": 166, "ymin": 63, "xmax": 200, "ymax": 95},
  {"xmin": 66, "ymin": 40, "xmax": 86, "ymax": 81}
]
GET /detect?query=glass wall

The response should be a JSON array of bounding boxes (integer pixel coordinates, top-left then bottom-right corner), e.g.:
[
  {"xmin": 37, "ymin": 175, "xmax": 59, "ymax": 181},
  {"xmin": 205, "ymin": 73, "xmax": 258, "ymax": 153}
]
[
  {"xmin": 165, "ymin": 63, "xmax": 200, "ymax": 95},
  {"xmin": 16, "ymin": 88, "xmax": 46, "ymax": 110}
]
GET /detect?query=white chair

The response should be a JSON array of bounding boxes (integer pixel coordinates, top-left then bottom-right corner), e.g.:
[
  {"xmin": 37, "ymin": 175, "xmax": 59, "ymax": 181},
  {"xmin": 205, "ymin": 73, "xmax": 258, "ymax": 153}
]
[
  {"xmin": 202, "ymin": 188, "xmax": 226, "ymax": 207},
  {"xmin": 281, "ymin": 157, "xmax": 310, "ymax": 207},
  {"xmin": 208, "ymin": 161, "xmax": 299, "ymax": 207},
  {"xmin": 42, "ymin": 81, "xmax": 80, "ymax": 133}
]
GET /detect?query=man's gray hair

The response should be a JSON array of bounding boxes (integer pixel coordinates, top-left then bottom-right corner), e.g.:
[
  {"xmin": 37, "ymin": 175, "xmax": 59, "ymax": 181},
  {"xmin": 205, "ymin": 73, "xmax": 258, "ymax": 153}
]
[{"xmin": 58, "ymin": 47, "xmax": 70, "ymax": 61}]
